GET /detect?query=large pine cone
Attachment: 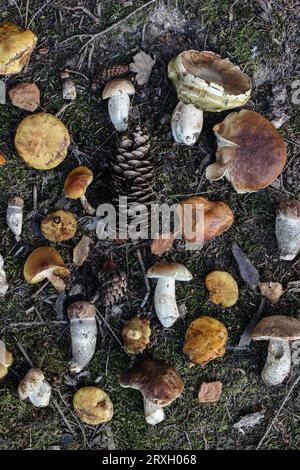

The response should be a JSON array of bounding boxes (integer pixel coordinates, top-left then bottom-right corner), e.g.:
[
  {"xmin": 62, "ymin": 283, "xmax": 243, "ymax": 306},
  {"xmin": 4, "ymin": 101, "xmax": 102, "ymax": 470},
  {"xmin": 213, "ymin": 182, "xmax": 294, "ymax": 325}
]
[
  {"xmin": 101, "ymin": 270, "xmax": 127, "ymax": 308},
  {"xmin": 92, "ymin": 64, "xmax": 129, "ymax": 89}
]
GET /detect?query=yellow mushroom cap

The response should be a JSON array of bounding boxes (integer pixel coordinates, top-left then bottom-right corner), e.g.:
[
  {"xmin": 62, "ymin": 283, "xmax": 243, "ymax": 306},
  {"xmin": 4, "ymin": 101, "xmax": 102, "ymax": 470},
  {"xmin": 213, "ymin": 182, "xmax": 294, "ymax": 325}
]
[
  {"xmin": 64, "ymin": 166, "xmax": 93, "ymax": 199},
  {"xmin": 73, "ymin": 386, "xmax": 114, "ymax": 425},
  {"xmin": 183, "ymin": 316, "xmax": 228, "ymax": 366},
  {"xmin": 41, "ymin": 210, "xmax": 77, "ymax": 243},
  {"xmin": 0, "ymin": 23, "xmax": 37, "ymax": 75},
  {"xmin": 121, "ymin": 317, "xmax": 151, "ymax": 354},
  {"xmin": 205, "ymin": 271, "xmax": 239, "ymax": 308},
  {"xmin": 23, "ymin": 246, "xmax": 70, "ymax": 284},
  {"xmin": 15, "ymin": 112, "xmax": 70, "ymax": 170}
]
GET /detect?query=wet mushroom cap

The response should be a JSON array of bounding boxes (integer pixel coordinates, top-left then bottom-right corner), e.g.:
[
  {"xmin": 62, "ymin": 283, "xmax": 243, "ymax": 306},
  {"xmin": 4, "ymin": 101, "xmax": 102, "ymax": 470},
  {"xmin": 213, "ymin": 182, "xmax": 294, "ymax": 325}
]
[
  {"xmin": 41, "ymin": 210, "xmax": 77, "ymax": 243},
  {"xmin": 102, "ymin": 79, "xmax": 135, "ymax": 99},
  {"xmin": 205, "ymin": 271, "xmax": 239, "ymax": 308},
  {"xmin": 15, "ymin": 112, "xmax": 70, "ymax": 170},
  {"xmin": 73, "ymin": 386, "xmax": 114, "ymax": 425},
  {"xmin": 120, "ymin": 359, "xmax": 184, "ymax": 406},
  {"xmin": 206, "ymin": 110, "xmax": 287, "ymax": 193},
  {"xmin": 147, "ymin": 261, "xmax": 193, "ymax": 281},
  {"xmin": 121, "ymin": 317, "xmax": 151, "ymax": 354},
  {"xmin": 0, "ymin": 23, "xmax": 37, "ymax": 75},
  {"xmin": 18, "ymin": 368, "xmax": 45, "ymax": 400},
  {"xmin": 251, "ymin": 315, "xmax": 300, "ymax": 341},
  {"xmin": 68, "ymin": 301, "xmax": 96, "ymax": 320},
  {"xmin": 64, "ymin": 166, "xmax": 93, "ymax": 199},
  {"xmin": 23, "ymin": 246, "xmax": 70, "ymax": 284}
]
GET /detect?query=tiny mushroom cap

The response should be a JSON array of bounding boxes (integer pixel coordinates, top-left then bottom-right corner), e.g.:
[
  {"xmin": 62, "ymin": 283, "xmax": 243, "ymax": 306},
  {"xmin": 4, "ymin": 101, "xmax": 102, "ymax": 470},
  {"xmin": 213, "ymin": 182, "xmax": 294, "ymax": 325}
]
[
  {"xmin": 147, "ymin": 261, "xmax": 193, "ymax": 281},
  {"xmin": 18, "ymin": 368, "xmax": 51, "ymax": 407},
  {"xmin": 64, "ymin": 166, "xmax": 93, "ymax": 199},
  {"xmin": 102, "ymin": 78, "xmax": 135, "ymax": 99},
  {"xmin": 251, "ymin": 315, "xmax": 300, "ymax": 341},
  {"xmin": 122, "ymin": 317, "xmax": 151, "ymax": 354},
  {"xmin": 0, "ymin": 23, "xmax": 37, "ymax": 75},
  {"xmin": 73, "ymin": 386, "xmax": 114, "ymax": 425},
  {"xmin": 41, "ymin": 210, "xmax": 77, "ymax": 243}
]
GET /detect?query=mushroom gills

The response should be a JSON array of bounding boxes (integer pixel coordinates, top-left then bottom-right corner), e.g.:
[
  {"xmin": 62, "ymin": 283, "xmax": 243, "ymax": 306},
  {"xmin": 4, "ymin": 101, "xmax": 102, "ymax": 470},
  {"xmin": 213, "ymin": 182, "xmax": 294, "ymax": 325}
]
[
  {"xmin": 171, "ymin": 101, "xmax": 203, "ymax": 145},
  {"xmin": 108, "ymin": 93, "xmax": 130, "ymax": 132},
  {"xmin": 154, "ymin": 278, "xmax": 179, "ymax": 328},
  {"xmin": 262, "ymin": 339, "xmax": 291, "ymax": 386},
  {"xmin": 144, "ymin": 398, "xmax": 165, "ymax": 425},
  {"xmin": 69, "ymin": 317, "xmax": 97, "ymax": 374}
]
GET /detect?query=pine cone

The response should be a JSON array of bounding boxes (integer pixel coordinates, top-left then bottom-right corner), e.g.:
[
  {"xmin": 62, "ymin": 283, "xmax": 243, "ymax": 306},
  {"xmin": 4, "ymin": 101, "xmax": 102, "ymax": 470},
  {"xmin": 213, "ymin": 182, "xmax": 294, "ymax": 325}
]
[
  {"xmin": 101, "ymin": 271, "xmax": 127, "ymax": 308},
  {"xmin": 92, "ymin": 64, "xmax": 129, "ymax": 89}
]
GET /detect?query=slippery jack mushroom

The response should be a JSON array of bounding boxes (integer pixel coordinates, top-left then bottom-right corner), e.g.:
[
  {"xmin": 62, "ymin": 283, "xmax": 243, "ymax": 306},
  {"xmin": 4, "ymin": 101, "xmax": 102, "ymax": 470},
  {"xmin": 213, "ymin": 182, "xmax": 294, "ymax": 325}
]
[
  {"xmin": 73, "ymin": 386, "xmax": 114, "ymax": 425},
  {"xmin": 205, "ymin": 271, "xmax": 239, "ymax": 308},
  {"xmin": 102, "ymin": 79, "xmax": 135, "ymax": 132},
  {"xmin": 41, "ymin": 209, "xmax": 77, "ymax": 243},
  {"xmin": 18, "ymin": 368, "xmax": 52, "ymax": 407},
  {"xmin": 23, "ymin": 246, "xmax": 70, "ymax": 293},
  {"xmin": 147, "ymin": 261, "xmax": 193, "ymax": 328},
  {"xmin": 67, "ymin": 301, "xmax": 97, "ymax": 374},
  {"xmin": 275, "ymin": 200, "xmax": 300, "ymax": 261},
  {"xmin": 0, "ymin": 340, "xmax": 13, "ymax": 380},
  {"xmin": 120, "ymin": 359, "xmax": 184, "ymax": 425},
  {"xmin": 251, "ymin": 315, "xmax": 300, "ymax": 386},
  {"xmin": 64, "ymin": 166, "xmax": 95, "ymax": 215},
  {"xmin": 6, "ymin": 196, "xmax": 24, "ymax": 242},
  {"xmin": 121, "ymin": 317, "xmax": 151, "ymax": 354},
  {"xmin": 0, "ymin": 23, "xmax": 37, "ymax": 75}
]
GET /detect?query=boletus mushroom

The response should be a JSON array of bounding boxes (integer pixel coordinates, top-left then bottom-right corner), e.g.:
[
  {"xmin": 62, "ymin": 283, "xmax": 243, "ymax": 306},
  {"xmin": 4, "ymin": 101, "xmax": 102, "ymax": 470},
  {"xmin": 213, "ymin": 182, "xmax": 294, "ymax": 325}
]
[
  {"xmin": 120, "ymin": 359, "xmax": 184, "ymax": 425},
  {"xmin": 147, "ymin": 261, "xmax": 193, "ymax": 328},
  {"xmin": 102, "ymin": 79, "xmax": 135, "ymax": 132},
  {"xmin": 122, "ymin": 317, "xmax": 151, "ymax": 354},
  {"xmin": 251, "ymin": 315, "xmax": 300, "ymax": 386},
  {"xmin": 15, "ymin": 112, "xmax": 70, "ymax": 170},
  {"xmin": 64, "ymin": 166, "xmax": 95, "ymax": 215},
  {"xmin": 18, "ymin": 368, "xmax": 52, "ymax": 407},
  {"xmin": 205, "ymin": 271, "xmax": 239, "ymax": 308},
  {"xmin": 24, "ymin": 246, "xmax": 70, "ymax": 293},
  {"xmin": 6, "ymin": 196, "xmax": 24, "ymax": 242},
  {"xmin": 0, "ymin": 23, "xmax": 37, "ymax": 75},
  {"xmin": 275, "ymin": 200, "xmax": 300, "ymax": 261},
  {"xmin": 73, "ymin": 386, "xmax": 114, "ymax": 425},
  {"xmin": 0, "ymin": 340, "xmax": 13, "ymax": 380},
  {"xmin": 41, "ymin": 210, "xmax": 77, "ymax": 243},
  {"xmin": 206, "ymin": 110, "xmax": 287, "ymax": 193}
]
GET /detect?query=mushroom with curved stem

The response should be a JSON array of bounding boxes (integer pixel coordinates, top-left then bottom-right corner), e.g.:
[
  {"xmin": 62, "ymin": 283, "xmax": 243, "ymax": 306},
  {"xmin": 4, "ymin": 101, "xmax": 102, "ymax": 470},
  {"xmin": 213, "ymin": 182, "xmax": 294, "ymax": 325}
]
[
  {"xmin": 18, "ymin": 368, "xmax": 52, "ymax": 407},
  {"xmin": 102, "ymin": 79, "xmax": 135, "ymax": 132},
  {"xmin": 41, "ymin": 209, "xmax": 77, "ymax": 243},
  {"xmin": 64, "ymin": 166, "xmax": 95, "ymax": 215},
  {"xmin": 251, "ymin": 315, "xmax": 300, "ymax": 386},
  {"xmin": 0, "ymin": 340, "xmax": 13, "ymax": 380},
  {"xmin": 73, "ymin": 386, "xmax": 113, "ymax": 425},
  {"xmin": 67, "ymin": 301, "xmax": 97, "ymax": 374},
  {"xmin": 6, "ymin": 196, "xmax": 24, "ymax": 242},
  {"xmin": 171, "ymin": 101, "xmax": 203, "ymax": 146},
  {"xmin": 147, "ymin": 261, "xmax": 193, "ymax": 328},
  {"xmin": 120, "ymin": 359, "xmax": 184, "ymax": 425},
  {"xmin": 275, "ymin": 200, "xmax": 300, "ymax": 261}
]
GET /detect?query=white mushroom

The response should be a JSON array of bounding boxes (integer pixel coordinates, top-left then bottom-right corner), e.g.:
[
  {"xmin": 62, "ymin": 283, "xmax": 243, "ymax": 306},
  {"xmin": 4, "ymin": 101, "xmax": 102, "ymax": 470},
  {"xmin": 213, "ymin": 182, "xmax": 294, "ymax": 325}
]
[
  {"xmin": 171, "ymin": 101, "xmax": 203, "ymax": 146},
  {"xmin": 6, "ymin": 196, "xmax": 24, "ymax": 242},
  {"xmin": 147, "ymin": 261, "xmax": 193, "ymax": 327},
  {"xmin": 275, "ymin": 200, "xmax": 300, "ymax": 260},
  {"xmin": 0, "ymin": 254, "xmax": 9, "ymax": 297},
  {"xmin": 18, "ymin": 368, "xmax": 52, "ymax": 407},
  {"xmin": 102, "ymin": 79, "xmax": 135, "ymax": 132},
  {"xmin": 67, "ymin": 301, "xmax": 97, "ymax": 374}
]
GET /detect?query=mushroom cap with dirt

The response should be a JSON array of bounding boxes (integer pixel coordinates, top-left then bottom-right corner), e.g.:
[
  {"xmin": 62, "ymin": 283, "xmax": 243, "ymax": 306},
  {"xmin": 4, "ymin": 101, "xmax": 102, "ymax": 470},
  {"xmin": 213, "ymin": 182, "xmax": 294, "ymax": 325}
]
[
  {"xmin": 206, "ymin": 110, "xmax": 287, "ymax": 193},
  {"xmin": 15, "ymin": 112, "xmax": 70, "ymax": 170},
  {"xmin": 64, "ymin": 166, "xmax": 95, "ymax": 215},
  {"xmin": 0, "ymin": 23, "xmax": 37, "ymax": 75},
  {"xmin": 168, "ymin": 50, "xmax": 251, "ymax": 112},
  {"xmin": 251, "ymin": 315, "xmax": 300, "ymax": 386},
  {"xmin": 183, "ymin": 316, "xmax": 228, "ymax": 366},
  {"xmin": 73, "ymin": 386, "xmax": 114, "ymax": 425},
  {"xmin": 0, "ymin": 340, "xmax": 13, "ymax": 380},
  {"xmin": 18, "ymin": 368, "xmax": 52, "ymax": 407},
  {"xmin": 205, "ymin": 271, "xmax": 239, "ymax": 308},
  {"xmin": 121, "ymin": 317, "xmax": 151, "ymax": 354},
  {"xmin": 275, "ymin": 200, "xmax": 300, "ymax": 261},
  {"xmin": 102, "ymin": 79, "xmax": 135, "ymax": 133},
  {"xmin": 41, "ymin": 210, "xmax": 77, "ymax": 243},
  {"xmin": 120, "ymin": 359, "xmax": 184, "ymax": 425}
]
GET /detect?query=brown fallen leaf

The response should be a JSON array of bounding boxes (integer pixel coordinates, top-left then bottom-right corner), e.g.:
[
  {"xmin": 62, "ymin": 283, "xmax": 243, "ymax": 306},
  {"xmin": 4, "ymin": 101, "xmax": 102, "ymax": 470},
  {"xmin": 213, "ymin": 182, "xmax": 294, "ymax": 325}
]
[
  {"xmin": 198, "ymin": 381, "xmax": 223, "ymax": 403},
  {"xmin": 259, "ymin": 282, "xmax": 284, "ymax": 304},
  {"xmin": 9, "ymin": 82, "xmax": 40, "ymax": 112},
  {"xmin": 151, "ymin": 232, "xmax": 175, "ymax": 255},
  {"xmin": 73, "ymin": 235, "xmax": 93, "ymax": 266},
  {"xmin": 129, "ymin": 51, "xmax": 156, "ymax": 86}
]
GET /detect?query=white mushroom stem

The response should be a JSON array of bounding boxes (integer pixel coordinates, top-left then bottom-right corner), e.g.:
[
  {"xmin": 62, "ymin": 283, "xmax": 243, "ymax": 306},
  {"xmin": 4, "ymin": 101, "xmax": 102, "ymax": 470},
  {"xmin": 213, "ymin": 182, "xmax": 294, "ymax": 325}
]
[
  {"xmin": 6, "ymin": 197, "xmax": 24, "ymax": 242},
  {"xmin": 80, "ymin": 195, "xmax": 95, "ymax": 215},
  {"xmin": 171, "ymin": 101, "xmax": 203, "ymax": 146},
  {"xmin": 144, "ymin": 398, "xmax": 165, "ymax": 426},
  {"xmin": 46, "ymin": 272, "xmax": 66, "ymax": 293},
  {"xmin": 154, "ymin": 278, "xmax": 179, "ymax": 328},
  {"xmin": 262, "ymin": 339, "xmax": 291, "ymax": 386},
  {"xmin": 0, "ymin": 254, "xmax": 9, "ymax": 297},
  {"xmin": 276, "ymin": 211, "xmax": 300, "ymax": 261},
  {"xmin": 69, "ymin": 317, "xmax": 97, "ymax": 374},
  {"xmin": 108, "ymin": 93, "xmax": 130, "ymax": 132}
]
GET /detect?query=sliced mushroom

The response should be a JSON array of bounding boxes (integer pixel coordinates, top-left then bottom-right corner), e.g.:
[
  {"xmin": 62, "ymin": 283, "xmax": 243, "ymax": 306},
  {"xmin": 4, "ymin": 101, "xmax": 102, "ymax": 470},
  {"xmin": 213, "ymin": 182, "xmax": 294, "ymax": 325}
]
[
  {"xmin": 18, "ymin": 368, "xmax": 51, "ymax": 407},
  {"xmin": 73, "ymin": 386, "xmax": 114, "ymax": 425},
  {"xmin": 64, "ymin": 166, "xmax": 95, "ymax": 215},
  {"xmin": 275, "ymin": 200, "xmax": 300, "ymax": 261},
  {"xmin": 102, "ymin": 79, "xmax": 135, "ymax": 132},
  {"xmin": 0, "ymin": 23, "xmax": 37, "ymax": 75}
]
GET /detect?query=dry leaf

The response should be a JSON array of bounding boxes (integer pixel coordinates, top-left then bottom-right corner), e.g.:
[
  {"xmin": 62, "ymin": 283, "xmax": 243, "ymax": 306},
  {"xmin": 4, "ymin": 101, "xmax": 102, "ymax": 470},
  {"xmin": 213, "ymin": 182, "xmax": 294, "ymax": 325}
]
[
  {"xmin": 259, "ymin": 282, "xmax": 284, "ymax": 304},
  {"xmin": 73, "ymin": 235, "xmax": 93, "ymax": 266},
  {"xmin": 129, "ymin": 51, "xmax": 156, "ymax": 86},
  {"xmin": 151, "ymin": 233, "xmax": 175, "ymax": 255},
  {"xmin": 198, "ymin": 381, "xmax": 223, "ymax": 403},
  {"xmin": 9, "ymin": 82, "xmax": 40, "ymax": 112},
  {"xmin": 232, "ymin": 242, "xmax": 260, "ymax": 289},
  {"xmin": 233, "ymin": 412, "xmax": 264, "ymax": 435}
]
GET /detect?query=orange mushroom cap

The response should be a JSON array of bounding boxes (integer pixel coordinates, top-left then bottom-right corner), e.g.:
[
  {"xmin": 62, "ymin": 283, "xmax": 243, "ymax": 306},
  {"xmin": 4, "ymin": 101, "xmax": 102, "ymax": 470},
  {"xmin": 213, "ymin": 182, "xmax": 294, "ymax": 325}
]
[{"xmin": 64, "ymin": 166, "xmax": 93, "ymax": 199}]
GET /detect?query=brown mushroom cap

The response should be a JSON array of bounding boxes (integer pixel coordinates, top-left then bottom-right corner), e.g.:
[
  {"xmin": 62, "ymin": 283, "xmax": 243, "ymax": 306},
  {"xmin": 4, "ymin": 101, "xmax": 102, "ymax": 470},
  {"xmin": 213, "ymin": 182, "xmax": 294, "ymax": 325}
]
[
  {"xmin": 64, "ymin": 166, "xmax": 93, "ymax": 199},
  {"xmin": 68, "ymin": 301, "xmax": 96, "ymax": 320},
  {"xmin": 147, "ymin": 261, "xmax": 192, "ymax": 281},
  {"xmin": 0, "ymin": 23, "xmax": 37, "ymax": 75},
  {"xmin": 121, "ymin": 317, "xmax": 151, "ymax": 354},
  {"xmin": 277, "ymin": 200, "xmax": 300, "ymax": 219},
  {"xmin": 205, "ymin": 271, "xmax": 239, "ymax": 308},
  {"xmin": 251, "ymin": 315, "xmax": 300, "ymax": 341},
  {"xmin": 18, "ymin": 368, "xmax": 45, "ymax": 400},
  {"xmin": 102, "ymin": 79, "xmax": 135, "ymax": 99},
  {"xmin": 15, "ymin": 112, "xmax": 70, "ymax": 170},
  {"xmin": 206, "ymin": 110, "xmax": 287, "ymax": 193},
  {"xmin": 41, "ymin": 210, "xmax": 77, "ymax": 243},
  {"xmin": 120, "ymin": 359, "xmax": 184, "ymax": 406},
  {"xmin": 73, "ymin": 386, "xmax": 114, "ymax": 425},
  {"xmin": 23, "ymin": 246, "xmax": 70, "ymax": 284}
]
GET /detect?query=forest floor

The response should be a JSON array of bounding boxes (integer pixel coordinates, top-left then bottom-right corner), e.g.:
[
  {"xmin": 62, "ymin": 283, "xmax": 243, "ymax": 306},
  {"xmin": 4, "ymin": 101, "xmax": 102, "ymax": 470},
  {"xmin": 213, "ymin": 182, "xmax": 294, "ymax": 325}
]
[{"xmin": 0, "ymin": 0, "xmax": 300, "ymax": 450}]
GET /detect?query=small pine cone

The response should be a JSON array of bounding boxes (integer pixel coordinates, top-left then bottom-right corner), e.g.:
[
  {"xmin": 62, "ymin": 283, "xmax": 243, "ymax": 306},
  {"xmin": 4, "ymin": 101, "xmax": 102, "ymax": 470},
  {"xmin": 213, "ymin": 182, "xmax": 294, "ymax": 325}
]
[
  {"xmin": 101, "ymin": 271, "xmax": 127, "ymax": 308},
  {"xmin": 93, "ymin": 64, "xmax": 129, "ymax": 89}
]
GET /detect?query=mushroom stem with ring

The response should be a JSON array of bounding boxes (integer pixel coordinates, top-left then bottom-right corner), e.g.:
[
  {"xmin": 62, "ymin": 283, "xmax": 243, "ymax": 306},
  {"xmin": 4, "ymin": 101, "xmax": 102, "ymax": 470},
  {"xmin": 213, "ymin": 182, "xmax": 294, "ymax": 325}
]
[
  {"xmin": 144, "ymin": 398, "xmax": 165, "ymax": 425},
  {"xmin": 80, "ymin": 195, "xmax": 95, "ymax": 215}
]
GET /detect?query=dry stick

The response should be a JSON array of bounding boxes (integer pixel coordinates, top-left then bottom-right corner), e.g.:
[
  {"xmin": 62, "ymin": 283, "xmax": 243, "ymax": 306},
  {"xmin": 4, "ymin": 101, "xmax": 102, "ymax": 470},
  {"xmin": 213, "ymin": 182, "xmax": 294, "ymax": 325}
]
[
  {"xmin": 61, "ymin": 6, "xmax": 100, "ymax": 23},
  {"xmin": 55, "ymin": 102, "xmax": 74, "ymax": 118},
  {"xmin": 8, "ymin": 321, "xmax": 67, "ymax": 329},
  {"xmin": 27, "ymin": 0, "xmax": 52, "ymax": 28},
  {"xmin": 33, "ymin": 185, "xmax": 38, "ymax": 211},
  {"xmin": 256, "ymin": 374, "xmax": 300, "ymax": 449},
  {"xmin": 25, "ymin": 0, "xmax": 30, "ymax": 28},
  {"xmin": 95, "ymin": 308, "xmax": 129, "ymax": 354},
  {"xmin": 14, "ymin": 338, "xmax": 35, "ymax": 368},
  {"xmin": 136, "ymin": 248, "xmax": 151, "ymax": 308}
]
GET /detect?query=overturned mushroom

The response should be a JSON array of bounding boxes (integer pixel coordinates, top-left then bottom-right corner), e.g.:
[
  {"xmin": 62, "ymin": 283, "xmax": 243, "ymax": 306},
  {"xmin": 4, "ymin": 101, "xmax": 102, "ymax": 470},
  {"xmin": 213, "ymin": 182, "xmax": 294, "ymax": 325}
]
[
  {"xmin": 205, "ymin": 271, "xmax": 239, "ymax": 308},
  {"xmin": 73, "ymin": 386, "xmax": 114, "ymax": 425},
  {"xmin": 102, "ymin": 79, "xmax": 135, "ymax": 132},
  {"xmin": 6, "ymin": 196, "xmax": 24, "ymax": 242},
  {"xmin": 147, "ymin": 261, "xmax": 193, "ymax": 327},
  {"xmin": 120, "ymin": 359, "xmax": 184, "ymax": 425},
  {"xmin": 41, "ymin": 210, "xmax": 77, "ymax": 243},
  {"xmin": 251, "ymin": 315, "xmax": 300, "ymax": 386},
  {"xmin": 24, "ymin": 246, "xmax": 70, "ymax": 293},
  {"xmin": 0, "ymin": 23, "xmax": 37, "ymax": 75},
  {"xmin": 68, "ymin": 301, "xmax": 97, "ymax": 374},
  {"xmin": 64, "ymin": 166, "xmax": 95, "ymax": 215},
  {"xmin": 0, "ymin": 340, "xmax": 13, "ymax": 380},
  {"xmin": 275, "ymin": 200, "xmax": 300, "ymax": 261},
  {"xmin": 18, "ymin": 368, "xmax": 51, "ymax": 407},
  {"xmin": 171, "ymin": 100, "xmax": 203, "ymax": 146},
  {"xmin": 122, "ymin": 317, "xmax": 151, "ymax": 354}
]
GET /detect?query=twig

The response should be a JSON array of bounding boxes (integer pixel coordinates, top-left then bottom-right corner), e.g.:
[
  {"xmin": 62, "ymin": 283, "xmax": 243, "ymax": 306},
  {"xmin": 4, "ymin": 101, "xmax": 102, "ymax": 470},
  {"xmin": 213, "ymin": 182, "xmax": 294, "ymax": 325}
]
[
  {"xmin": 55, "ymin": 102, "xmax": 74, "ymax": 118},
  {"xmin": 33, "ymin": 185, "xmax": 38, "ymax": 211},
  {"xmin": 7, "ymin": 321, "xmax": 67, "ymax": 329},
  {"xmin": 14, "ymin": 338, "xmax": 35, "ymax": 368},
  {"xmin": 25, "ymin": 0, "xmax": 30, "ymax": 28},
  {"xmin": 61, "ymin": 6, "xmax": 100, "ymax": 23},
  {"xmin": 31, "ymin": 281, "xmax": 49, "ymax": 298},
  {"xmin": 51, "ymin": 398, "xmax": 76, "ymax": 435},
  {"xmin": 136, "ymin": 248, "xmax": 151, "ymax": 308},
  {"xmin": 28, "ymin": 0, "xmax": 52, "ymax": 28},
  {"xmin": 95, "ymin": 308, "xmax": 129, "ymax": 354}
]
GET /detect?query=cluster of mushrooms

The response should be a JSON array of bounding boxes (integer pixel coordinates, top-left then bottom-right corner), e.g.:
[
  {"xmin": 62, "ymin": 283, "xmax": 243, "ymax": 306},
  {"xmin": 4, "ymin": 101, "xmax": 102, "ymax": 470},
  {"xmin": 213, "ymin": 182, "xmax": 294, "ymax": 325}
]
[{"xmin": 1, "ymin": 22, "xmax": 300, "ymax": 428}]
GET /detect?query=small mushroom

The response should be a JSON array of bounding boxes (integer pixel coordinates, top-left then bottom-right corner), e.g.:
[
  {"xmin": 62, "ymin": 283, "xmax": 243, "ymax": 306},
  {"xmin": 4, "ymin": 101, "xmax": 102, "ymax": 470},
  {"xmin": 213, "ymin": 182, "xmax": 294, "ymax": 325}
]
[
  {"xmin": 251, "ymin": 315, "xmax": 300, "ymax": 386},
  {"xmin": 205, "ymin": 271, "xmax": 239, "ymax": 308},
  {"xmin": 64, "ymin": 166, "xmax": 95, "ymax": 215},
  {"xmin": 0, "ymin": 23, "xmax": 37, "ymax": 75},
  {"xmin": 120, "ymin": 359, "xmax": 184, "ymax": 425},
  {"xmin": 18, "ymin": 368, "xmax": 51, "ymax": 407},
  {"xmin": 6, "ymin": 196, "xmax": 24, "ymax": 242},
  {"xmin": 102, "ymin": 79, "xmax": 135, "ymax": 132},
  {"xmin": 41, "ymin": 210, "xmax": 77, "ymax": 243},
  {"xmin": 73, "ymin": 386, "xmax": 114, "ymax": 425},
  {"xmin": 61, "ymin": 70, "xmax": 76, "ymax": 101},
  {"xmin": 0, "ymin": 340, "xmax": 13, "ymax": 380},
  {"xmin": 67, "ymin": 301, "xmax": 97, "ymax": 374},
  {"xmin": 275, "ymin": 200, "xmax": 300, "ymax": 261},
  {"xmin": 0, "ymin": 254, "xmax": 9, "ymax": 296},
  {"xmin": 24, "ymin": 246, "xmax": 70, "ymax": 293},
  {"xmin": 183, "ymin": 316, "xmax": 228, "ymax": 366},
  {"xmin": 147, "ymin": 261, "xmax": 193, "ymax": 327},
  {"xmin": 121, "ymin": 317, "xmax": 151, "ymax": 354},
  {"xmin": 171, "ymin": 100, "xmax": 203, "ymax": 146}
]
